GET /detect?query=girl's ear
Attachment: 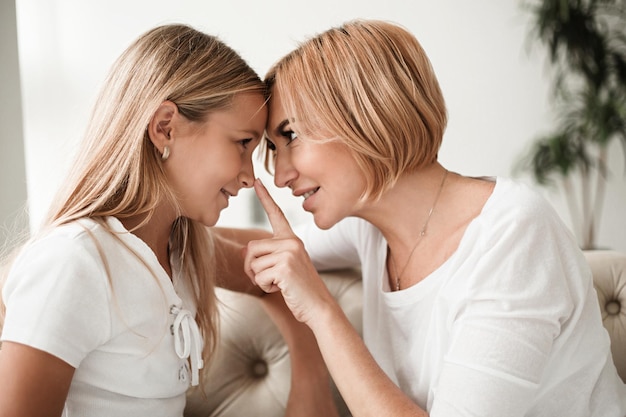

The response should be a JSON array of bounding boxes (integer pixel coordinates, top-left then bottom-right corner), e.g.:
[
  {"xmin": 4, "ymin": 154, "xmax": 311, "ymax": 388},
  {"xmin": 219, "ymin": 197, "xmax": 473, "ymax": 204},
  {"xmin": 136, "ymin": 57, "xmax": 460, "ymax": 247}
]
[{"xmin": 147, "ymin": 101, "xmax": 178, "ymax": 152}]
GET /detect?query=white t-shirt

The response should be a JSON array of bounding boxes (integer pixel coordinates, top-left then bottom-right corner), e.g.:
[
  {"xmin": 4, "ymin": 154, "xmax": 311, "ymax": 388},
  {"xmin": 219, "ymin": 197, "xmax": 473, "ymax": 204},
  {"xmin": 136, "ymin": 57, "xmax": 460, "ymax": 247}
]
[
  {"xmin": 2, "ymin": 217, "xmax": 202, "ymax": 417},
  {"xmin": 296, "ymin": 177, "xmax": 626, "ymax": 417}
]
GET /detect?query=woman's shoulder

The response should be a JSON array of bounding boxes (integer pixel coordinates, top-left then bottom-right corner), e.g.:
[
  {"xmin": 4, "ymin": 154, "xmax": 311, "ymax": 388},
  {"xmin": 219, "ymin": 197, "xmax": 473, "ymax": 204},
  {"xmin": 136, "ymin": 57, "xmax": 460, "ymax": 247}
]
[
  {"xmin": 479, "ymin": 177, "xmax": 562, "ymax": 227},
  {"xmin": 454, "ymin": 178, "xmax": 588, "ymax": 306},
  {"xmin": 457, "ymin": 176, "xmax": 579, "ymax": 259}
]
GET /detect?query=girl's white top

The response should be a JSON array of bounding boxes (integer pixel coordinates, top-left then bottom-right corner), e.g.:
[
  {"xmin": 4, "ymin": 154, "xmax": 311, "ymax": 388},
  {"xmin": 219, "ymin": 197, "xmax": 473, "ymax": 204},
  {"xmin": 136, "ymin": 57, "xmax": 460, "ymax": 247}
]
[{"xmin": 2, "ymin": 216, "xmax": 203, "ymax": 417}]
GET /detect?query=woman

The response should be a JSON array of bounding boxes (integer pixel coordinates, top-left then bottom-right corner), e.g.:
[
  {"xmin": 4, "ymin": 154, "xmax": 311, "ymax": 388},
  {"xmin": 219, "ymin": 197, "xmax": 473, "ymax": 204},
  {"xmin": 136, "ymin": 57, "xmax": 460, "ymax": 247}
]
[
  {"xmin": 0, "ymin": 24, "xmax": 267, "ymax": 416},
  {"xmin": 238, "ymin": 19, "xmax": 626, "ymax": 416}
]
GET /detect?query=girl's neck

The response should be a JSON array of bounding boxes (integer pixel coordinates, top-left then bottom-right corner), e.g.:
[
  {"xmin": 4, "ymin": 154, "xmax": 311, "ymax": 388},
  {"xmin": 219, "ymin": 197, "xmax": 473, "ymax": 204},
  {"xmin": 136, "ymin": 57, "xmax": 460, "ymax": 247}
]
[{"xmin": 118, "ymin": 204, "xmax": 176, "ymax": 278}]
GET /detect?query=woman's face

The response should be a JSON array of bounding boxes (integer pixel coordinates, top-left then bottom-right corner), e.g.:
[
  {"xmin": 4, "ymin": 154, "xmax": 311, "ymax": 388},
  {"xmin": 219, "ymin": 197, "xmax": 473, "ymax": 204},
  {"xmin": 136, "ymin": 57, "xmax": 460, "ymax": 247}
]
[
  {"xmin": 165, "ymin": 92, "xmax": 267, "ymax": 226},
  {"xmin": 265, "ymin": 89, "xmax": 366, "ymax": 229}
]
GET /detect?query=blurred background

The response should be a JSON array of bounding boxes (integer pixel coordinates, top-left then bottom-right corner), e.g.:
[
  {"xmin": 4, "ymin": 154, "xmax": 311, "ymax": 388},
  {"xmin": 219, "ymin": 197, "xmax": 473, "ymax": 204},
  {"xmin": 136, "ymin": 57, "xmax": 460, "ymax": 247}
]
[{"xmin": 2, "ymin": 0, "xmax": 625, "ymax": 251}]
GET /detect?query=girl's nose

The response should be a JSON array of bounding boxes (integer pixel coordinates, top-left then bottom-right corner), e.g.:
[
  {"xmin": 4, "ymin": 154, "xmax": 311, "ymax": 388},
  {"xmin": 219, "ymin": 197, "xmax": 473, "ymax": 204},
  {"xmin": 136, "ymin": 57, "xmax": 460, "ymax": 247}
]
[{"xmin": 238, "ymin": 157, "xmax": 255, "ymax": 188}]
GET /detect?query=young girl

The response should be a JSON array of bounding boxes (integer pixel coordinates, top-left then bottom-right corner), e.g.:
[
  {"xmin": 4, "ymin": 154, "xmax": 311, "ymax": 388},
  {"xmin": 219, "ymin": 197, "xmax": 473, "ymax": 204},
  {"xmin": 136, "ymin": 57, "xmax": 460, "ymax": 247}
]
[
  {"xmin": 224, "ymin": 19, "xmax": 626, "ymax": 416},
  {"xmin": 0, "ymin": 24, "xmax": 267, "ymax": 417}
]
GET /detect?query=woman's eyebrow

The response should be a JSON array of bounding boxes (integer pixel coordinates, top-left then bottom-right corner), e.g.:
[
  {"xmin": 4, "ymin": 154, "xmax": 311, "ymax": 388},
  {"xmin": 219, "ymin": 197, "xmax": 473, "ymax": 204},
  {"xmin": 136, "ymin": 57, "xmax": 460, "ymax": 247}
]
[{"xmin": 273, "ymin": 119, "xmax": 290, "ymax": 135}]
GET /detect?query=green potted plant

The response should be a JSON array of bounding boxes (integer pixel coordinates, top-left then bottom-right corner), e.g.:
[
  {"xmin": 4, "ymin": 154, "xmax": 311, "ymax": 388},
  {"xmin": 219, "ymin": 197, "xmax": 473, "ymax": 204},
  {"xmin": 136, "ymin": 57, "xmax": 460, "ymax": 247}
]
[{"xmin": 518, "ymin": 0, "xmax": 626, "ymax": 249}]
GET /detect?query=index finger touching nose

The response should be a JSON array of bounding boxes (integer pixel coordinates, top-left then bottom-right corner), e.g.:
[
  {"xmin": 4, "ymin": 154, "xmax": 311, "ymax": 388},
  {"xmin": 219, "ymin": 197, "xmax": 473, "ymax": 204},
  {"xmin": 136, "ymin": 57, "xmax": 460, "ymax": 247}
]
[{"xmin": 254, "ymin": 178, "xmax": 294, "ymax": 237}]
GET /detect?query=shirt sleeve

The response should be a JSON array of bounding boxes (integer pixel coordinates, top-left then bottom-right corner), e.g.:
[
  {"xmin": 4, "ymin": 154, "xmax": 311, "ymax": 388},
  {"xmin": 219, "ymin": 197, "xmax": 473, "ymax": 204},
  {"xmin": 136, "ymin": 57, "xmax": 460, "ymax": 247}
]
[
  {"xmin": 1, "ymin": 230, "xmax": 112, "ymax": 368},
  {"xmin": 430, "ymin": 191, "xmax": 585, "ymax": 416},
  {"xmin": 294, "ymin": 217, "xmax": 365, "ymax": 271}
]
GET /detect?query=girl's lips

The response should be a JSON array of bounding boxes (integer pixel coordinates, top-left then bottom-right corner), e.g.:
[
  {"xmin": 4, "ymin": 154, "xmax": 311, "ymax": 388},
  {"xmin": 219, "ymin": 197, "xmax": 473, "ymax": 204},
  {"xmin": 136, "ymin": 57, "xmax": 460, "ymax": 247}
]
[{"xmin": 220, "ymin": 189, "xmax": 233, "ymax": 206}]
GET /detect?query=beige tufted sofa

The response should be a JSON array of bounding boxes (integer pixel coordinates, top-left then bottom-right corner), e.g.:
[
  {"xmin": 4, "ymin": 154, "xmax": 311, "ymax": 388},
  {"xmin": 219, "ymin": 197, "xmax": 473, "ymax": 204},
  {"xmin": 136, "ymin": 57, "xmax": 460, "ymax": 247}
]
[{"xmin": 184, "ymin": 250, "xmax": 626, "ymax": 417}]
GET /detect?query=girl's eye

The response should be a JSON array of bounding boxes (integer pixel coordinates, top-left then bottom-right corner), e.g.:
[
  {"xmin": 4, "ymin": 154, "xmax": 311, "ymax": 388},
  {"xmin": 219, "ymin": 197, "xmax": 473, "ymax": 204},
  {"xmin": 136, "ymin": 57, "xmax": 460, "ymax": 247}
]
[
  {"xmin": 238, "ymin": 138, "xmax": 253, "ymax": 149},
  {"xmin": 266, "ymin": 139, "xmax": 276, "ymax": 151}
]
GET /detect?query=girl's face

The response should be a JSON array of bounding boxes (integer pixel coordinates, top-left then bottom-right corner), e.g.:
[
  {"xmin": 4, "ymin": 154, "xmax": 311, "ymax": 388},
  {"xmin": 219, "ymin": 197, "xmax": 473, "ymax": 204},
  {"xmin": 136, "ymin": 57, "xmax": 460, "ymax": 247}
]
[
  {"xmin": 265, "ymin": 89, "xmax": 366, "ymax": 230},
  {"xmin": 165, "ymin": 92, "xmax": 267, "ymax": 226}
]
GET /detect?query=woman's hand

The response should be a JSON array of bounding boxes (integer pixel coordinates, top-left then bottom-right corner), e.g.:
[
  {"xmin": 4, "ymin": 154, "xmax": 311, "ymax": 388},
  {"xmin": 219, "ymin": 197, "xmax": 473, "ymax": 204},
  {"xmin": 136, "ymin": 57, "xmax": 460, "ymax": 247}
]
[{"xmin": 243, "ymin": 179, "xmax": 336, "ymax": 326}]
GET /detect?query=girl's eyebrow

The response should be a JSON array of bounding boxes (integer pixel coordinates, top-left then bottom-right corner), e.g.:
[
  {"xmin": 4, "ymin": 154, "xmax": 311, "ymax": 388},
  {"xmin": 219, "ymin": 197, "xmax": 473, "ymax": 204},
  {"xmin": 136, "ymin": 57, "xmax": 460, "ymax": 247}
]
[{"xmin": 231, "ymin": 127, "xmax": 262, "ymax": 140}]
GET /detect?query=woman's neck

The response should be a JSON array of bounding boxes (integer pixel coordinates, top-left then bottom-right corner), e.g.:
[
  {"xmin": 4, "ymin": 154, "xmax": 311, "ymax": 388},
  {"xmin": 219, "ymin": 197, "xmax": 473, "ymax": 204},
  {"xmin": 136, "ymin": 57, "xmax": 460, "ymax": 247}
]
[{"xmin": 356, "ymin": 163, "xmax": 450, "ymax": 253}]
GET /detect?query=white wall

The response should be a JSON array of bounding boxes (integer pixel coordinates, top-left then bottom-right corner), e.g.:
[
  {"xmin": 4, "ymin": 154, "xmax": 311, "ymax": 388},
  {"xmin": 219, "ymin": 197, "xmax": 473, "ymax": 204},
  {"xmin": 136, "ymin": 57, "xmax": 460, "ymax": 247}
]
[
  {"xmin": 12, "ymin": 0, "xmax": 626, "ymax": 251},
  {"xmin": 1, "ymin": 0, "xmax": 28, "ymax": 251}
]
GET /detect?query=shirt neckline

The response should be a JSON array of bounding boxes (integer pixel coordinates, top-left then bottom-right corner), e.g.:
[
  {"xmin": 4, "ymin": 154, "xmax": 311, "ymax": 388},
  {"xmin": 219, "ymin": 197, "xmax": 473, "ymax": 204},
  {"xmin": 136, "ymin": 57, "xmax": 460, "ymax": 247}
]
[{"xmin": 380, "ymin": 176, "xmax": 503, "ymax": 299}]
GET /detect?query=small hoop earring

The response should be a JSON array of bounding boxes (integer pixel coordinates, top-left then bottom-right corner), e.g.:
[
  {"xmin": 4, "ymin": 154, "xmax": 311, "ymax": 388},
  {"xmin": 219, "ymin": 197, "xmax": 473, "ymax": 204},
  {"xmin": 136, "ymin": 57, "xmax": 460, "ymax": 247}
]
[{"xmin": 161, "ymin": 146, "xmax": 170, "ymax": 161}]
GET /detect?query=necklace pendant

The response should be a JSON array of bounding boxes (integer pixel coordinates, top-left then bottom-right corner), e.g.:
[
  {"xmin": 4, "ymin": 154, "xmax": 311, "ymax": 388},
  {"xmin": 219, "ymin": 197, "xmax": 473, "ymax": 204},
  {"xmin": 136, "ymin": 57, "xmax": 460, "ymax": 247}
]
[{"xmin": 388, "ymin": 169, "xmax": 448, "ymax": 293}]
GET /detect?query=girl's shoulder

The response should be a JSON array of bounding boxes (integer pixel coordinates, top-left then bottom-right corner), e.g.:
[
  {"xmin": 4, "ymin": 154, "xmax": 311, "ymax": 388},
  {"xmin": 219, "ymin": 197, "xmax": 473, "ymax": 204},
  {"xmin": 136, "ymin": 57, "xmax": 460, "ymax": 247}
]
[{"xmin": 14, "ymin": 217, "xmax": 120, "ymax": 273}]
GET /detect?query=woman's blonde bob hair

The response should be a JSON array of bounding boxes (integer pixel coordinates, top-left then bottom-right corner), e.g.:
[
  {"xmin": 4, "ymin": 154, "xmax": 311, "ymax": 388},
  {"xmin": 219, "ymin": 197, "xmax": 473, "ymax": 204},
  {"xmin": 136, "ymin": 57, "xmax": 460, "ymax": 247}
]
[
  {"xmin": 264, "ymin": 19, "xmax": 447, "ymax": 200},
  {"xmin": 1, "ymin": 24, "xmax": 265, "ymax": 371}
]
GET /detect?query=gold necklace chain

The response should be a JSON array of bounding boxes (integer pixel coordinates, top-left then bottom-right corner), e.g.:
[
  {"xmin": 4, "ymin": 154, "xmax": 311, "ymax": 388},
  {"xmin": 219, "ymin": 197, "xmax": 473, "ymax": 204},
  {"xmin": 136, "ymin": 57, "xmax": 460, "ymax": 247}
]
[{"xmin": 388, "ymin": 169, "xmax": 448, "ymax": 291}]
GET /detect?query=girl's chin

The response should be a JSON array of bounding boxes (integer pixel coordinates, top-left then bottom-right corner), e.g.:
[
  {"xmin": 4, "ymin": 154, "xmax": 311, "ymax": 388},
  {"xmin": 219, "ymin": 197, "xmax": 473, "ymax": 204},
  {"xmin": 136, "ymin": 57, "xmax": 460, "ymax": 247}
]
[
  {"xmin": 193, "ymin": 211, "xmax": 220, "ymax": 228},
  {"xmin": 196, "ymin": 219, "xmax": 218, "ymax": 228}
]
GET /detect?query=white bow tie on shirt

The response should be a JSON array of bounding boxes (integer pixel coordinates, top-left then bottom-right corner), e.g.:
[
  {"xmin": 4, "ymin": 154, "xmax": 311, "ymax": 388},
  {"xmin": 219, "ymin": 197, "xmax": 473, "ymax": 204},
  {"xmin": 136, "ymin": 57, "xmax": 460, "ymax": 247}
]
[{"xmin": 170, "ymin": 305, "xmax": 204, "ymax": 386}]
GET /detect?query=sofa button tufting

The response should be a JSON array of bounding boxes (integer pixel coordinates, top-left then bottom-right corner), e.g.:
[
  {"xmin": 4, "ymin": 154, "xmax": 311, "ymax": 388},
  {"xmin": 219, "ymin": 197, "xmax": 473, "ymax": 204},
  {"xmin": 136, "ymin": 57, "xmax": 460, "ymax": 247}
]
[
  {"xmin": 606, "ymin": 300, "xmax": 621, "ymax": 315},
  {"xmin": 250, "ymin": 359, "xmax": 268, "ymax": 378}
]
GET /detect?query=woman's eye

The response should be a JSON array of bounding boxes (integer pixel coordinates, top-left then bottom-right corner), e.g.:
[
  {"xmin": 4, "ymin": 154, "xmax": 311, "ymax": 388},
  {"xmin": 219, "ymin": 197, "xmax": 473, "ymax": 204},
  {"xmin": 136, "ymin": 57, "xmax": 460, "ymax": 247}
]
[
  {"xmin": 281, "ymin": 129, "xmax": 298, "ymax": 142},
  {"xmin": 266, "ymin": 139, "xmax": 276, "ymax": 151}
]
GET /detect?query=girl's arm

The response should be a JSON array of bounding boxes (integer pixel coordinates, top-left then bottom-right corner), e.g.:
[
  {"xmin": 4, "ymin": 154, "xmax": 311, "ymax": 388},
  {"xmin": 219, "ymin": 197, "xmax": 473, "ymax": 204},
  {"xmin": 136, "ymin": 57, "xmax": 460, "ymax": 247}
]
[
  {"xmin": 0, "ymin": 341, "xmax": 74, "ymax": 417},
  {"xmin": 212, "ymin": 227, "xmax": 270, "ymax": 295}
]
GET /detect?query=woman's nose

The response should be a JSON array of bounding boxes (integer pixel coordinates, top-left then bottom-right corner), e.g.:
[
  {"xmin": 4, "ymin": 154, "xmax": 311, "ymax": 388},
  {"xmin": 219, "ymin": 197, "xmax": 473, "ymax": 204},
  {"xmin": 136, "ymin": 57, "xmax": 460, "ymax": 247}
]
[{"xmin": 273, "ymin": 152, "xmax": 297, "ymax": 188}]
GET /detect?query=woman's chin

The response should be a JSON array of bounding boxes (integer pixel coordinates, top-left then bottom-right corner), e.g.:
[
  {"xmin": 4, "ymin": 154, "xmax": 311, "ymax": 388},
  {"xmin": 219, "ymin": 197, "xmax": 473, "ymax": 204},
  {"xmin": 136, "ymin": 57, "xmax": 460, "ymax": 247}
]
[{"xmin": 312, "ymin": 213, "xmax": 339, "ymax": 230}]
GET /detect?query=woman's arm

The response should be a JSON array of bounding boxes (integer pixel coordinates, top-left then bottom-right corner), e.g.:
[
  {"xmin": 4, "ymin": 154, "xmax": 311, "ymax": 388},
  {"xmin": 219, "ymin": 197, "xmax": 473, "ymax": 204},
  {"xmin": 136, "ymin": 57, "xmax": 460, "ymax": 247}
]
[
  {"xmin": 259, "ymin": 292, "xmax": 340, "ymax": 417},
  {"xmin": 246, "ymin": 180, "xmax": 427, "ymax": 417},
  {"xmin": 0, "ymin": 341, "xmax": 74, "ymax": 417},
  {"xmin": 311, "ymin": 301, "xmax": 427, "ymax": 417},
  {"xmin": 212, "ymin": 225, "xmax": 340, "ymax": 417}
]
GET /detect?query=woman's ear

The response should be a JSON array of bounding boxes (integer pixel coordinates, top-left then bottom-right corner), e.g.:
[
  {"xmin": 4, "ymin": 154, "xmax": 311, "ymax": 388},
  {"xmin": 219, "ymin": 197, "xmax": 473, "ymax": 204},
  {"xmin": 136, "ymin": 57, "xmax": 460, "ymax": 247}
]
[{"xmin": 147, "ymin": 101, "xmax": 178, "ymax": 152}]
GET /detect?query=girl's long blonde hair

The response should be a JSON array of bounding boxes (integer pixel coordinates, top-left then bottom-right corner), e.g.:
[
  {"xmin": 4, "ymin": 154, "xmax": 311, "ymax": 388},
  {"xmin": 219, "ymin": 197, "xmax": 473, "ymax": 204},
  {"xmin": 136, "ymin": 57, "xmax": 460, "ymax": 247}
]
[
  {"xmin": 1, "ymin": 24, "xmax": 265, "ymax": 371},
  {"xmin": 264, "ymin": 19, "xmax": 448, "ymax": 201}
]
